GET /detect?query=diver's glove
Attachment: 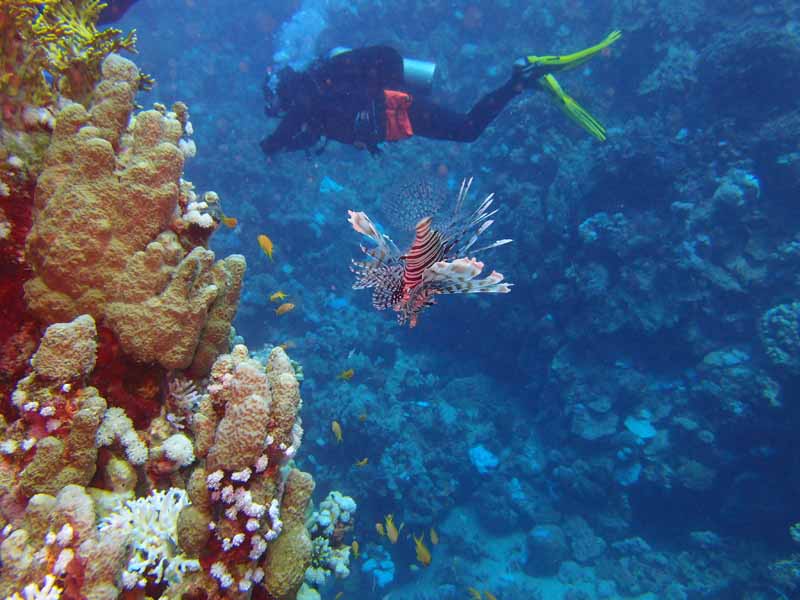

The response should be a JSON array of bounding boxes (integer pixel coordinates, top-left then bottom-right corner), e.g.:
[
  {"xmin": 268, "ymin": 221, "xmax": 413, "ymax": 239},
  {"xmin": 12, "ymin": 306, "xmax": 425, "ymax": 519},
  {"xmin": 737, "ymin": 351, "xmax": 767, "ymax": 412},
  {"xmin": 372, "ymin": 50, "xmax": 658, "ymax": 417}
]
[
  {"xmin": 513, "ymin": 30, "xmax": 622, "ymax": 86},
  {"xmin": 538, "ymin": 74, "xmax": 607, "ymax": 141}
]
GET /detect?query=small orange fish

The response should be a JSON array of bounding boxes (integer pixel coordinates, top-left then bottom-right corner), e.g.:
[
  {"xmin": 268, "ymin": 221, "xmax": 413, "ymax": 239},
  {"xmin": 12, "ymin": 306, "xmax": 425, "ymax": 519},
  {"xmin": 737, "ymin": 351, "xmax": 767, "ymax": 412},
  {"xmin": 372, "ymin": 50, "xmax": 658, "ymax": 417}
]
[
  {"xmin": 270, "ymin": 290, "xmax": 288, "ymax": 302},
  {"xmin": 413, "ymin": 533, "xmax": 431, "ymax": 567},
  {"xmin": 354, "ymin": 457, "xmax": 369, "ymax": 468},
  {"xmin": 337, "ymin": 368, "xmax": 354, "ymax": 381},
  {"xmin": 430, "ymin": 527, "xmax": 439, "ymax": 545},
  {"xmin": 358, "ymin": 412, "xmax": 368, "ymax": 422},
  {"xmin": 221, "ymin": 214, "xmax": 238, "ymax": 228},
  {"xmin": 257, "ymin": 233, "xmax": 274, "ymax": 261},
  {"xmin": 385, "ymin": 514, "xmax": 399, "ymax": 544},
  {"xmin": 334, "ymin": 593, "xmax": 343, "ymax": 600},
  {"xmin": 483, "ymin": 592, "xmax": 498, "ymax": 600},
  {"xmin": 467, "ymin": 588, "xmax": 482, "ymax": 600},
  {"xmin": 331, "ymin": 420, "xmax": 342, "ymax": 443},
  {"xmin": 275, "ymin": 302, "xmax": 295, "ymax": 316},
  {"xmin": 351, "ymin": 539, "xmax": 359, "ymax": 558},
  {"xmin": 375, "ymin": 522, "xmax": 385, "ymax": 536}
]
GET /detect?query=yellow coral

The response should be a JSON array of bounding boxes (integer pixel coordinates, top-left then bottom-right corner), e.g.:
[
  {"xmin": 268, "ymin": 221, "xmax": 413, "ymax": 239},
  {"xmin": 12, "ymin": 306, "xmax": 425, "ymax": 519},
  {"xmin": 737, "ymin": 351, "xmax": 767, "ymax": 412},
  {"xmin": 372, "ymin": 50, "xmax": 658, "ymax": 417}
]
[
  {"xmin": 261, "ymin": 523, "xmax": 313, "ymax": 600},
  {"xmin": 1, "ymin": 0, "xmax": 142, "ymax": 124},
  {"xmin": 18, "ymin": 387, "xmax": 106, "ymax": 496},
  {"xmin": 266, "ymin": 347, "xmax": 303, "ymax": 451},
  {"xmin": 280, "ymin": 469, "xmax": 315, "ymax": 529},
  {"xmin": 0, "ymin": 484, "xmax": 128, "ymax": 599}
]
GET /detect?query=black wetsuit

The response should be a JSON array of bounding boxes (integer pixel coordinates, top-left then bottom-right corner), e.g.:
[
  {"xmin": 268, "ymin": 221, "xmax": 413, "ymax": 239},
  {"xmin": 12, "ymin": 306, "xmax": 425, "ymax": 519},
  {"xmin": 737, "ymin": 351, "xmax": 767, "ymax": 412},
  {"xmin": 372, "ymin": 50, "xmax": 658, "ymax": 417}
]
[{"xmin": 260, "ymin": 46, "xmax": 522, "ymax": 156}]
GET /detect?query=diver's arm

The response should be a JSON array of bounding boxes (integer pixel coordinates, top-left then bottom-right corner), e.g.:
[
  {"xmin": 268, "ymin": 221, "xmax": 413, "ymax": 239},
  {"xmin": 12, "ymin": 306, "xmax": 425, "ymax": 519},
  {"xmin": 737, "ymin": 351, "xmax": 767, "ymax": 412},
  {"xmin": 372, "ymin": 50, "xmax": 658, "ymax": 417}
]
[
  {"xmin": 260, "ymin": 111, "xmax": 318, "ymax": 155},
  {"xmin": 259, "ymin": 128, "xmax": 290, "ymax": 156}
]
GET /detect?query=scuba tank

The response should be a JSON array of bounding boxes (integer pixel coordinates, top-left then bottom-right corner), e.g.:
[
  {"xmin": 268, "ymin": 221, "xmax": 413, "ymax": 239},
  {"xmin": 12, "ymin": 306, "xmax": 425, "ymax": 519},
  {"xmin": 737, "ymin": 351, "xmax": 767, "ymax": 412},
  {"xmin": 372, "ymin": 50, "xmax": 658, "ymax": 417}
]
[{"xmin": 328, "ymin": 46, "xmax": 437, "ymax": 94}]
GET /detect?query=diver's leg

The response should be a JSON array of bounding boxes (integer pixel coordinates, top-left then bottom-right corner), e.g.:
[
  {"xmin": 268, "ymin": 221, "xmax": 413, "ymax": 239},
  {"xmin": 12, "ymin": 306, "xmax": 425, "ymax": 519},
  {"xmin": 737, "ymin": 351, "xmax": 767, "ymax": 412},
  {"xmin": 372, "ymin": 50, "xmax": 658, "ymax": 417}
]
[{"xmin": 409, "ymin": 81, "xmax": 520, "ymax": 143}]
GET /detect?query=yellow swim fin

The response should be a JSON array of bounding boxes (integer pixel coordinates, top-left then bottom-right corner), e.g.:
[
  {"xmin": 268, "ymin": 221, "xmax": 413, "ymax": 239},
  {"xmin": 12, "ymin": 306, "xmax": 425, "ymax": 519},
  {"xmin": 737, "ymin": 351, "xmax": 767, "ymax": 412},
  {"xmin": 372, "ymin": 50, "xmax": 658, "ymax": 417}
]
[
  {"xmin": 525, "ymin": 30, "xmax": 622, "ymax": 74},
  {"xmin": 539, "ymin": 74, "xmax": 607, "ymax": 141}
]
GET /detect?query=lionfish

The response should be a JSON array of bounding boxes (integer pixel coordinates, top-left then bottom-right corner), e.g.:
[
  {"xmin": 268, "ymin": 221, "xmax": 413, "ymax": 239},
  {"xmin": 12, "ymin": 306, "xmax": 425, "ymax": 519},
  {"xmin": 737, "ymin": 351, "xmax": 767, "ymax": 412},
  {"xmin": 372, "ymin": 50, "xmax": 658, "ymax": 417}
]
[{"xmin": 348, "ymin": 177, "xmax": 513, "ymax": 327}]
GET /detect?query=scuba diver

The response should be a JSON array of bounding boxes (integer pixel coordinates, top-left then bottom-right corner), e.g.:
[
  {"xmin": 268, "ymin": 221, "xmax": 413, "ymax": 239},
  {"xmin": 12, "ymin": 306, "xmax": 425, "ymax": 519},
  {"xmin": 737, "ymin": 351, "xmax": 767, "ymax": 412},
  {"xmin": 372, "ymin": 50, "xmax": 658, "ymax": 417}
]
[{"xmin": 260, "ymin": 31, "xmax": 621, "ymax": 157}]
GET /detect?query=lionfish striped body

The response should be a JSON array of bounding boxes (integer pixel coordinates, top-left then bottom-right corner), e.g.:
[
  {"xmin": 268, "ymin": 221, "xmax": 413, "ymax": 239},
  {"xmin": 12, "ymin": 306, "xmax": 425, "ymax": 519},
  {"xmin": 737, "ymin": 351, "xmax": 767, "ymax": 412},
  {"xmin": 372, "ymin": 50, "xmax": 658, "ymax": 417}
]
[{"xmin": 349, "ymin": 178, "xmax": 512, "ymax": 327}]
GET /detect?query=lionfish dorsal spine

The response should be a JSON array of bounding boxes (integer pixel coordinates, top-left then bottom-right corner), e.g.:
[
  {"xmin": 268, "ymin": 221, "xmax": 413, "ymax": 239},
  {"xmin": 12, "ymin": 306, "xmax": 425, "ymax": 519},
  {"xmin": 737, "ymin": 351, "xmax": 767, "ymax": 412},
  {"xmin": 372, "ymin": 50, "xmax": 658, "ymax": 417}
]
[{"xmin": 452, "ymin": 177, "xmax": 473, "ymax": 219}]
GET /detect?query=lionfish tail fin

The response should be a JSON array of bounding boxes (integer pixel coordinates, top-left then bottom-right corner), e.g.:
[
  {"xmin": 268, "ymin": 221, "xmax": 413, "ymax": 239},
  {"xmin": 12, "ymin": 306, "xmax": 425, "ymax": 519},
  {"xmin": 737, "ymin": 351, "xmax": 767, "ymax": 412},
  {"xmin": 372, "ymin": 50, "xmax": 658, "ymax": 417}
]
[{"xmin": 423, "ymin": 258, "xmax": 513, "ymax": 294}]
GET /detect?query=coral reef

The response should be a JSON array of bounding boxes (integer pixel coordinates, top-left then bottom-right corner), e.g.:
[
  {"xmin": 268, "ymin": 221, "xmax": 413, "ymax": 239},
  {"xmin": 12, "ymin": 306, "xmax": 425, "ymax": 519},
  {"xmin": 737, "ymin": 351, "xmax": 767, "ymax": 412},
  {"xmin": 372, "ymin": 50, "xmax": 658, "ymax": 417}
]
[
  {"xmin": 222, "ymin": 1, "xmax": 800, "ymax": 595},
  {"xmin": 759, "ymin": 302, "xmax": 800, "ymax": 374},
  {"xmin": 0, "ymin": 317, "xmax": 337, "ymax": 599},
  {"xmin": 23, "ymin": 53, "xmax": 244, "ymax": 373},
  {"xmin": 5, "ymin": 0, "xmax": 800, "ymax": 598},
  {"xmin": 0, "ymin": 8, "xmax": 348, "ymax": 596}
]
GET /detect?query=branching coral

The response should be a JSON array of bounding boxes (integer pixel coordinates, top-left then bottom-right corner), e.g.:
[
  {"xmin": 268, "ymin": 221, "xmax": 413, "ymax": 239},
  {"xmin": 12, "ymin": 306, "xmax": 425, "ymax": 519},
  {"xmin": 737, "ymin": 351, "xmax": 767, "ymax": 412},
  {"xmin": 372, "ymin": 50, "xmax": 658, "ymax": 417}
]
[
  {"xmin": 305, "ymin": 491, "xmax": 357, "ymax": 587},
  {"xmin": 98, "ymin": 488, "xmax": 200, "ymax": 590},
  {"xmin": 1, "ymin": 0, "xmax": 141, "ymax": 127}
]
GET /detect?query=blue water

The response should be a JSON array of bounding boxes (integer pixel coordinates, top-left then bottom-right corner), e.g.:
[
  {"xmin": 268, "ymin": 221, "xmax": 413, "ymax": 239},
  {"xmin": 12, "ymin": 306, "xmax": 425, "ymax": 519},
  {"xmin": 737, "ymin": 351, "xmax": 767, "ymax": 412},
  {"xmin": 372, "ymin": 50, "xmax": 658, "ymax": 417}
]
[{"xmin": 119, "ymin": 1, "xmax": 800, "ymax": 598}]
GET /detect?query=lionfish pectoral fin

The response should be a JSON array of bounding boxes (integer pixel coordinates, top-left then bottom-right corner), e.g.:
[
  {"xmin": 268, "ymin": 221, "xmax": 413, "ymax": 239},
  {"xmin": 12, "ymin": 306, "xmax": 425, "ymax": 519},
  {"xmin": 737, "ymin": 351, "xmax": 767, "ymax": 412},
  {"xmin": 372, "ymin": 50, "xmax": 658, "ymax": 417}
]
[
  {"xmin": 349, "ymin": 210, "xmax": 402, "ymax": 265},
  {"xmin": 477, "ymin": 270, "xmax": 513, "ymax": 293},
  {"xmin": 422, "ymin": 258, "xmax": 513, "ymax": 294},
  {"xmin": 348, "ymin": 210, "xmax": 382, "ymax": 241}
]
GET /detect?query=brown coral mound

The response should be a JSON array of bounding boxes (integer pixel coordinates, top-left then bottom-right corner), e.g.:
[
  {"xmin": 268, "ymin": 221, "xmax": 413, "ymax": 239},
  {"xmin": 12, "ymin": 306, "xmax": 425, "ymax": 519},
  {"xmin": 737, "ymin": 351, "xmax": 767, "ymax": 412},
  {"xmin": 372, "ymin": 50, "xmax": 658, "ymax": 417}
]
[
  {"xmin": 30, "ymin": 314, "xmax": 97, "ymax": 381},
  {"xmin": 24, "ymin": 54, "xmax": 244, "ymax": 373}
]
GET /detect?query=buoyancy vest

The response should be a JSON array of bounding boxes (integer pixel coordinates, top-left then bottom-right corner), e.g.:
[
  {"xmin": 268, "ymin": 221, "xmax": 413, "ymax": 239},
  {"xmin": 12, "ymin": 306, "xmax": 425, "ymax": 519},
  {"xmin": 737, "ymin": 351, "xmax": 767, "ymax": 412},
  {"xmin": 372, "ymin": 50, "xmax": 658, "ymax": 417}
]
[{"xmin": 383, "ymin": 90, "xmax": 414, "ymax": 141}]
